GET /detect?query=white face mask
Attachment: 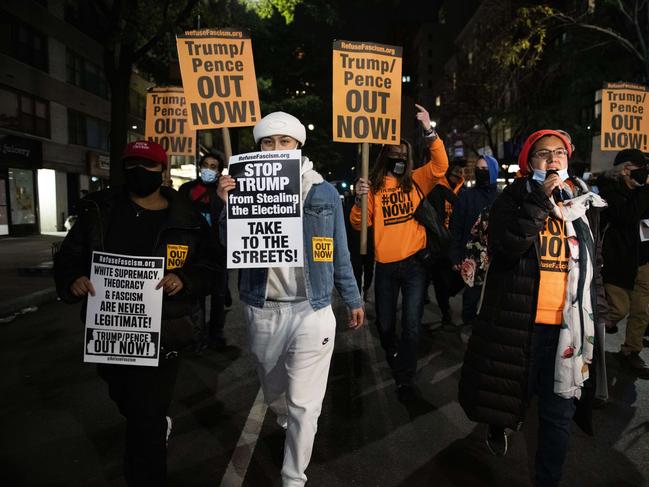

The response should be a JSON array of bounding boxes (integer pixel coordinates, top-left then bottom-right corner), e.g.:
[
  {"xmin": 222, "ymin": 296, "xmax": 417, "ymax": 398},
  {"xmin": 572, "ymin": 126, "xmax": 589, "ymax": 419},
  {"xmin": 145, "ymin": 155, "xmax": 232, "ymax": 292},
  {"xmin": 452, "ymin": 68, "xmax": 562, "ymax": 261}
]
[
  {"xmin": 200, "ymin": 168, "xmax": 218, "ymax": 184},
  {"xmin": 531, "ymin": 168, "xmax": 569, "ymax": 183}
]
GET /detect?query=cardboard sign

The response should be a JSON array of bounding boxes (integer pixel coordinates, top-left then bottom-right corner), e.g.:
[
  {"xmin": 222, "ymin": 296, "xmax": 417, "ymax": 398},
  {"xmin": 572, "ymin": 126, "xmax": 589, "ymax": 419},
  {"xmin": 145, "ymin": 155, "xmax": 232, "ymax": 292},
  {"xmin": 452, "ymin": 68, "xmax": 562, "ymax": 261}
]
[
  {"xmin": 176, "ymin": 28, "xmax": 261, "ymax": 130},
  {"xmin": 226, "ymin": 150, "xmax": 302, "ymax": 269},
  {"xmin": 600, "ymin": 82, "xmax": 649, "ymax": 152},
  {"xmin": 332, "ymin": 39, "xmax": 402, "ymax": 144},
  {"xmin": 145, "ymin": 86, "xmax": 196, "ymax": 157},
  {"xmin": 84, "ymin": 252, "xmax": 164, "ymax": 367}
]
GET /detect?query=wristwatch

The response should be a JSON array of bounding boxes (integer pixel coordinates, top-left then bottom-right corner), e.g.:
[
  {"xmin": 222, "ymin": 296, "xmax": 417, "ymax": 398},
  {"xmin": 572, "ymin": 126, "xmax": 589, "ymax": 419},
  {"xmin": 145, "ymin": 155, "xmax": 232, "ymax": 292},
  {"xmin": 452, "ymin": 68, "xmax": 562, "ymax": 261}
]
[{"xmin": 423, "ymin": 121, "xmax": 437, "ymax": 137}]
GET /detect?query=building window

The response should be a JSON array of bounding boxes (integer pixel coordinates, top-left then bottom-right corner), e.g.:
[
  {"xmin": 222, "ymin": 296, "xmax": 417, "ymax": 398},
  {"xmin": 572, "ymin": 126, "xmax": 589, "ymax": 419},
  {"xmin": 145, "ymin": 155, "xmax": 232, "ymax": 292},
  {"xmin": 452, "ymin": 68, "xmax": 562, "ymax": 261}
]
[
  {"xmin": 0, "ymin": 85, "xmax": 49, "ymax": 137},
  {"xmin": 66, "ymin": 49, "xmax": 108, "ymax": 98},
  {"xmin": 68, "ymin": 109, "xmax": 109, "ymax": 150},
  {"xmin": 129, "ymin": 89, "xmax": 146, "ymax": 119},
  {"xmin": 0, "ymin": 16, "xmax": 49, "ymax": 71}
]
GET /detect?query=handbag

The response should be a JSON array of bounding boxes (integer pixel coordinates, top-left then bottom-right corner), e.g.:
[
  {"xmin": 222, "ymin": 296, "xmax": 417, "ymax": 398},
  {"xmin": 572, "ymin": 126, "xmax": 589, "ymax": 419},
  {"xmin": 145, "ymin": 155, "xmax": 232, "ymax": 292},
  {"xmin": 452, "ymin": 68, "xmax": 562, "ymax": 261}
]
[{"xmin": 412, "ymin": 180, "xmax": 451, "ymax": 262}]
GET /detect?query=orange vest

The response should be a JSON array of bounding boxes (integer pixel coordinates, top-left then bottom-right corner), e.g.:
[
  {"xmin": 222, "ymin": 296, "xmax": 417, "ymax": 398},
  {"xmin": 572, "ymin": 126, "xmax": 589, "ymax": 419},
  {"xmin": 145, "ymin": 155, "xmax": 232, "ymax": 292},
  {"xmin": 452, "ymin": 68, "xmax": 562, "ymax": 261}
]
[{"xmin": 535, "ymin": 214, "xmax": 569, "ymax": 325}]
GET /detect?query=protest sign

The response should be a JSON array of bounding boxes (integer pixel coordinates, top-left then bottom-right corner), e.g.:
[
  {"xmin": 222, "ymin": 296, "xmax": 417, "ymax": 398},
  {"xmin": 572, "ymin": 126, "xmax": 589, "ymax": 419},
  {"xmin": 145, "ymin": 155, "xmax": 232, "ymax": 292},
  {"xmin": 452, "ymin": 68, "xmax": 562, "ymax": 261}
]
[
  {"xmin": 176, "ymin": 28, "xmax": 261, "ymax": 130},
  {"xmin": 600, "ymin": 82, "xmax": 649, "ymax": 152},
  {"xmin": 332, "ymin": 39, "xmax": 402, "ymax": 144},
  {"xmin": 226, "ymin": 150, "xmax": 302, "ymax": 269},
  {"xmin": 145, "ymin": 86, "xmax": 196, "ymax": 157},
  {"xmin": 84, "ymin": 251, "xmax": 164, "ymax": 367}
]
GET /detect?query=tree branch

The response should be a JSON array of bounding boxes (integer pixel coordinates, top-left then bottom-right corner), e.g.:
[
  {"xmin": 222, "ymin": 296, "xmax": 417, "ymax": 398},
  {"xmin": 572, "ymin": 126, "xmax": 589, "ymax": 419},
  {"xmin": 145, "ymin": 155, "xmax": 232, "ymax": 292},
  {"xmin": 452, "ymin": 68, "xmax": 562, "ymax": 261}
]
[
  {"xmin": 556, "ymin": 12, "xmax": 645, "ymax": 63},
  {"xmin": 133, "ymin": 0, "xmax": 200, "ymax": 60}
]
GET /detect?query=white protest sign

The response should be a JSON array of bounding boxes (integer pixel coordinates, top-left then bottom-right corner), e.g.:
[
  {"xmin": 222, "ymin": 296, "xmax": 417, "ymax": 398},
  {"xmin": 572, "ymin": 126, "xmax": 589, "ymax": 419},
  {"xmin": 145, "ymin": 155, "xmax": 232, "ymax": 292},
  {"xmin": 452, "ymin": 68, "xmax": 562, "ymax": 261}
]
[
  {"xmin": 84, "ymin": 251, "xmax": 165, "ymax": 367},
  {"xmin": 226, "ymin": 150, "xmax": 303, "ymax": 268}
]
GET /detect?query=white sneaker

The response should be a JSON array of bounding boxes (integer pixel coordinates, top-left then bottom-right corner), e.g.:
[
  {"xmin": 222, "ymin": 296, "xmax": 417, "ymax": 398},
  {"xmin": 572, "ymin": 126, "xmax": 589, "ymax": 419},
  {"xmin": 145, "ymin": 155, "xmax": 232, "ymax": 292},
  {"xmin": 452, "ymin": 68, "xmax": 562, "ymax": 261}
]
[
  {"xmin": 166, "ymin": 416, "xmax": 173, "ymax": 444},
  {"xmin": 276, "ymin": 414, "xmax": 288, "ymax": 430}
]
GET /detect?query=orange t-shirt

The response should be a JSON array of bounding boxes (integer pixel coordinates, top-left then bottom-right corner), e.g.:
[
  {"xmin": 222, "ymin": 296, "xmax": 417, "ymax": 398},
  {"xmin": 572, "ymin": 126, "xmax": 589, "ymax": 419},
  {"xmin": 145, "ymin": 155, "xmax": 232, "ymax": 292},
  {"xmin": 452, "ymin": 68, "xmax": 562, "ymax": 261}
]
[
  {"xmin": 535, "ymin": 214, "xmax": 569, "ymax": 325},
  {"xmin": 350, "ymin": 137, "xmax": 449, "ymax": 263}
]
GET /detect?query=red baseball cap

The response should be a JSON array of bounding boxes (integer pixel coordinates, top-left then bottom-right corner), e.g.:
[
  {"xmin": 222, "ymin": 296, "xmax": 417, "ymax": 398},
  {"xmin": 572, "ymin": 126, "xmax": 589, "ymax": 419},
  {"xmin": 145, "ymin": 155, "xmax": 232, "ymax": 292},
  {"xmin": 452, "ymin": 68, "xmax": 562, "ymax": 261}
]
[
  {"xmin": 122, "ymin": 140, "xmax": 168, "ymax": 168},
  {"xmin": 518, "ymin": 130, "xmax": 573, "ymax": 175}
]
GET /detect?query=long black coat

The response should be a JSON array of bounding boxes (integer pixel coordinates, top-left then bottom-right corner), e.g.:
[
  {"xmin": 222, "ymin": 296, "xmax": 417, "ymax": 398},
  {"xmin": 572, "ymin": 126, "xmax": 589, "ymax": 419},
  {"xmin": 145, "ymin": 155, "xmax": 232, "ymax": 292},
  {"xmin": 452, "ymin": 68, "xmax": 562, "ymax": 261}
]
[{"xmin": 458, "ymin": 177, "xmax": 607, "ymax": 430}]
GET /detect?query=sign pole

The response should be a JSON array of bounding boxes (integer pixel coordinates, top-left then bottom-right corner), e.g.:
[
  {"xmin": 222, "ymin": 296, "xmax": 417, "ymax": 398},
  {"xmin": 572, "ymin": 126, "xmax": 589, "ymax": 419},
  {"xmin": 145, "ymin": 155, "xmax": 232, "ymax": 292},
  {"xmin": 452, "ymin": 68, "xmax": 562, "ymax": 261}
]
[
  {"xmin": 360, "ymin": 142, "xmax": 369, "ymax": 255},
  {"xmin": 222, "ymin": 127, "xmax": 233, "ymax": 163}
]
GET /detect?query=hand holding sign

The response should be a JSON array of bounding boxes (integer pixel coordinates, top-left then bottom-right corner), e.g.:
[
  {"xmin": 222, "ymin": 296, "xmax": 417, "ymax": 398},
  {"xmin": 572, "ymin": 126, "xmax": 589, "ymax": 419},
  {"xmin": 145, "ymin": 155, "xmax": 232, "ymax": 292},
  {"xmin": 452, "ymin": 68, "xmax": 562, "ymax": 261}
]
[
  {"xmin": 157, "ymin": 273, "xmax": 184, "ymax": 296},
  {"xmin": 71, "ymin": 276, "xmax": 96, "ymax": 297},
  {"xmin": 217, "ymin": 174, "xmax": 236, "ymax": 203},
  {"xmin": 354, "ymin": 177, "xmax": 370, "ymax": 198}
]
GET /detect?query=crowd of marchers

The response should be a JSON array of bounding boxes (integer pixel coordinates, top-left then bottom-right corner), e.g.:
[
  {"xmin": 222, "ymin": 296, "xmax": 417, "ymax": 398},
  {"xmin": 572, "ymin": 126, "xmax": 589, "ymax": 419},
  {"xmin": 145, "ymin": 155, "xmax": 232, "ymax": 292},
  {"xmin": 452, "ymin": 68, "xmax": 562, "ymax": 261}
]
[{"xmin": 54, "ymin": 104, "xmax": 649, "ymax": 487}]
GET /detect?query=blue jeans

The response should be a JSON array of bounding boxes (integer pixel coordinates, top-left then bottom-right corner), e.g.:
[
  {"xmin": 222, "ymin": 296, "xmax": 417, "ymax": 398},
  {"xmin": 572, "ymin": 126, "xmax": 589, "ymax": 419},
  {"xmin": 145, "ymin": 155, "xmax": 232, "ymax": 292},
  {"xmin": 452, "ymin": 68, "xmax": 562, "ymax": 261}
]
[
  {"xmin": 528, "ymin": 325, "xmax": 576, "ymax": 487},
  {"xmin": 374, "ymin": 254, "xmax": 428, "ymax": 386}
]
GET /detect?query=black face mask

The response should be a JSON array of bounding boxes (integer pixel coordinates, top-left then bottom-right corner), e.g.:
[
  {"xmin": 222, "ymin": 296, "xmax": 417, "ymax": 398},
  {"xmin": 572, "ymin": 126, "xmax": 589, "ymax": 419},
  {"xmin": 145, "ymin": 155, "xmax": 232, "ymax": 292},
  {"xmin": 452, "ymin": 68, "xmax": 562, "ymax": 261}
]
[
  {"xmin": 388, "ymin": 157, "xmax": 406, "ymax": 175},
  {"xmin": 630, "ymin": 167, "xmax": 648, "ymax": 186},
  {"xmin": 124, "ymin": 166, "xmax": 163, "ymax": 196},
  {"xmin": 474, "ymin": 168, "xmax": 490, "ymax": 187}
]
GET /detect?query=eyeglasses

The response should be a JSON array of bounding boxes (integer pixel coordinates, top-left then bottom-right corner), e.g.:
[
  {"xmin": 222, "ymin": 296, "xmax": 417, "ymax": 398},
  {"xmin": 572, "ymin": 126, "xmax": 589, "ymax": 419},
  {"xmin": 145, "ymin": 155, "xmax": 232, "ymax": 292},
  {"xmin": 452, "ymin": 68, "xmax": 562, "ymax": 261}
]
[{"xmin": 531, "ymin": 148, "xmax": 569, "ymax": 160}]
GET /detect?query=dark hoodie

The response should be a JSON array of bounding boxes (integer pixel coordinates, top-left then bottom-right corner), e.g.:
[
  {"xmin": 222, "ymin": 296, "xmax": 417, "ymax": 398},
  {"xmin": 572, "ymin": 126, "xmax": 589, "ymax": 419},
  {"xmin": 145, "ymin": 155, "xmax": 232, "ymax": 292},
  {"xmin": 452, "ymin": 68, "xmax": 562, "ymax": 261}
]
[{"xmin": 449, "ymin": 155, "xmax": 499, "ymax": 264}]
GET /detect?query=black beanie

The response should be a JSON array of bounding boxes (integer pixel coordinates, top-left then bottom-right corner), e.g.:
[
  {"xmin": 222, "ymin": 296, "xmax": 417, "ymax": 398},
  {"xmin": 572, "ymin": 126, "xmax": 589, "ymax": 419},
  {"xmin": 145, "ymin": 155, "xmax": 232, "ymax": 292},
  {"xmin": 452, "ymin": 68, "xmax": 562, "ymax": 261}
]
[{"xmin": 614, "ymin": 148, "xmax": 648, "ymax": 166}]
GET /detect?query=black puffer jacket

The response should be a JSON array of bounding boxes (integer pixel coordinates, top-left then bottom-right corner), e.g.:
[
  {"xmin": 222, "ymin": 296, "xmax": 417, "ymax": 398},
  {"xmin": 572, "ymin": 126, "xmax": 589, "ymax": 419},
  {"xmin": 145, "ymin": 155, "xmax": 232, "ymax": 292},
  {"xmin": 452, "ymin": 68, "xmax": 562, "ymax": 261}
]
[
  {"xmin": 595, "ymin": 176, "xmax": 649, "ymax": 290},
  {"xmin": 54, "ymin": 187, "xmax": 219, "ymax": 345},
  {"xmin": 458, "ymin": 177, "xmax": 607, "ymax": 430}
]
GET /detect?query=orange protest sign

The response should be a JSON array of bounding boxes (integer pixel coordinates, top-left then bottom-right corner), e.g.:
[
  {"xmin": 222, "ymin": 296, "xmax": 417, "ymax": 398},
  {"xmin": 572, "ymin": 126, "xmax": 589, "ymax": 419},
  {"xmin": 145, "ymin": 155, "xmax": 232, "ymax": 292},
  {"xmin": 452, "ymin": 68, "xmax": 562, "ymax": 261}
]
[
  {"xmin": 332, "ymin": 40, "xmax": 402, "ymax": 144},
  {"xmin": 176, "ymin": 29, "xmax": 261, "ymax": 130},
  {"xmin": 145, "ymin": 87, "xmax": 196, "ymax": 157},
  {"xmin": 600, "ymin": 82, "xmax": 648, "ymax": 152}
]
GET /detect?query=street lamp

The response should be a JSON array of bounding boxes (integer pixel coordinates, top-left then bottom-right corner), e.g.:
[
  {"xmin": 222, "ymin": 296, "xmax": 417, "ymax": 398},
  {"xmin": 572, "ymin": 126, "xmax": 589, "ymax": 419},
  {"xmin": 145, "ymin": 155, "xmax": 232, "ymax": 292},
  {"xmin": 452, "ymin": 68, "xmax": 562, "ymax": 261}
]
[{"xmin": 307, "ymin": 123, "xmax": 315, "ymax": 131}]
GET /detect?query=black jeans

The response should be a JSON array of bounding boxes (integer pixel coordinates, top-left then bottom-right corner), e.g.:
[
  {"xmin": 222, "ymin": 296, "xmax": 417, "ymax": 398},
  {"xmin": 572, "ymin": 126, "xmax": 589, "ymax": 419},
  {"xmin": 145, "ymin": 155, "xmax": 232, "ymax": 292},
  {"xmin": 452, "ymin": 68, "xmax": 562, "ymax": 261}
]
[
  {"xmin": 374, "ymin": 254, "xmax": 428, "ymax": 385},
  {"xmin": 98, "ymin": 356, "xmax": 180, "ymax": 486},
  {"xmin": 351, "ymin": 253, "xmax": 375, "ymax": 296},
  {"xmin": 528, "ymin": 325, "xmax": 576, "ymax": 487}
]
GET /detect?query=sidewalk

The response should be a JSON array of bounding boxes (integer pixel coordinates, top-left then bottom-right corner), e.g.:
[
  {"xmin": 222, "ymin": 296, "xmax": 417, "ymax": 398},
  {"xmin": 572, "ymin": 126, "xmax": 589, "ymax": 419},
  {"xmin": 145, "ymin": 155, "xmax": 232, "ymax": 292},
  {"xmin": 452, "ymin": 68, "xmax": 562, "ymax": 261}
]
[{"xmin": 0, "ymin": 234, "xmax": 65, "ymax": 317}]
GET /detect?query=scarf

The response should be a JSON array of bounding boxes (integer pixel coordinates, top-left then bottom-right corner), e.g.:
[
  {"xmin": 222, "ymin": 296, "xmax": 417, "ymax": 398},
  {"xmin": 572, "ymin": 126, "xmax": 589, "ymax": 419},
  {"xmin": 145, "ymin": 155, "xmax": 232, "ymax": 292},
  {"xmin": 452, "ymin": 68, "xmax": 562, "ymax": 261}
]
[{"xmin": 553, "ymin": 189, "xmax": 607, "ymax": 399}]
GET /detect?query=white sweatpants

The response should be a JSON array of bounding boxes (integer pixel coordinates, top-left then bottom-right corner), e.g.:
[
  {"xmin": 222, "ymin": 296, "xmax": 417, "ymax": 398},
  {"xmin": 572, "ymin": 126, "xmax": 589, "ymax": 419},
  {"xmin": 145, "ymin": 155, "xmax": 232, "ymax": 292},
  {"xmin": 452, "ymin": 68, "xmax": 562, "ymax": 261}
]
[{"xmin": 244, "ymin": 300, "xmax": 336, "ymax": 487}]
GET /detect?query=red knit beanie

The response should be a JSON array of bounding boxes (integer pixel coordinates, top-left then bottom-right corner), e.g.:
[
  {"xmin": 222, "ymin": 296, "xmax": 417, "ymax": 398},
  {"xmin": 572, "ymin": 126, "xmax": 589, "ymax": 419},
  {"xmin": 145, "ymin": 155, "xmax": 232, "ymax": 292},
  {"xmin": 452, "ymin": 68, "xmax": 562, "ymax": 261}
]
[{"xmin": 518, "ymin": 130, "xmax": 573, "ymax": 175}]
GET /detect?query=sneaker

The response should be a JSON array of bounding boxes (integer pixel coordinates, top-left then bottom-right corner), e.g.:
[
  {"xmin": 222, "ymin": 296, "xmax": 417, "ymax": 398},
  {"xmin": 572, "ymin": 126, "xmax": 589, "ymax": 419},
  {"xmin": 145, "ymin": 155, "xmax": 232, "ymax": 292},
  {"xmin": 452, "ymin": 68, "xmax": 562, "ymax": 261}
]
[
  {"xmin": 166, "ymin": 416, "xmax": 173, "ymax": 445},
  {"xmin": 619, "ymin": 351, "xmax": 649, "ymax": 379},
  {"xmin": 276, "ymin": 414, "xmax": 288, "ymax": 430},
  {"xmin": 486, "ymin": 426, "xmax": 508, "ymax": 456}
]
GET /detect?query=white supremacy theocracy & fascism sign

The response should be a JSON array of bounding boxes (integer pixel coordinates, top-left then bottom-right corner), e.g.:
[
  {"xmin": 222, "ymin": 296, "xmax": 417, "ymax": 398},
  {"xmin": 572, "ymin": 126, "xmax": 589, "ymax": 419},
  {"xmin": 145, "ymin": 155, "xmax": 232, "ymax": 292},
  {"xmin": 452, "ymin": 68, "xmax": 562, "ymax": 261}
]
[
  {"xmin": 84, "ymin": 251, "xmax": 164, "ymax": 367},
  {"xmin": 226, "ymin": 149, "xmax": 303, "ymax": 268}
]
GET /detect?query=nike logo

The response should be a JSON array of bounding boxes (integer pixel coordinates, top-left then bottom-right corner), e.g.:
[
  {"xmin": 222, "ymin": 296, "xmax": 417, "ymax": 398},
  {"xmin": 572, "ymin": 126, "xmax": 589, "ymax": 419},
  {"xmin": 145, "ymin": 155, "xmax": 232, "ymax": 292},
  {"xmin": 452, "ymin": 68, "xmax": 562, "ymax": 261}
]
[{"xmin": 322, "ymin": 337, "xmax": 329, "ymax": 345}]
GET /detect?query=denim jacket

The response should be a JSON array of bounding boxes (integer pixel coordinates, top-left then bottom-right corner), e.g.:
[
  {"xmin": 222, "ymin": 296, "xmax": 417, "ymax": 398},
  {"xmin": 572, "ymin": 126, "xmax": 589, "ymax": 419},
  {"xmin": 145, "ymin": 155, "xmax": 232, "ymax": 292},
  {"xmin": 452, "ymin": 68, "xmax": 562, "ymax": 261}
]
[{"xmin": 225, "ymin": 180, "xmax": 362, "ymax": 311}]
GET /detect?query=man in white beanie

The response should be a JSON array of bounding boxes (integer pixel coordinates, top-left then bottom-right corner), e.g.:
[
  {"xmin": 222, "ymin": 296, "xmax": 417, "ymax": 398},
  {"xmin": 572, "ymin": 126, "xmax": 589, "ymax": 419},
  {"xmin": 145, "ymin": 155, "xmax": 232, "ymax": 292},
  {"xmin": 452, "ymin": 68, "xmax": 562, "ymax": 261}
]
[{"xmin": 218, "ymin": 111, "xmax": 364, "ymax": 486}]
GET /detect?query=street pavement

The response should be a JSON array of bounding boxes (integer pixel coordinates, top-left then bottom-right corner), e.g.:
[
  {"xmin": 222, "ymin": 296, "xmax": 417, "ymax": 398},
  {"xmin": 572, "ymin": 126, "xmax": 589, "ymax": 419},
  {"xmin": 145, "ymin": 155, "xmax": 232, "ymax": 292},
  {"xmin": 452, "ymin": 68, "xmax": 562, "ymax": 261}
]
[{"xmin": 1, "ymin": 279, "xmax": 648, "ymax": 487}]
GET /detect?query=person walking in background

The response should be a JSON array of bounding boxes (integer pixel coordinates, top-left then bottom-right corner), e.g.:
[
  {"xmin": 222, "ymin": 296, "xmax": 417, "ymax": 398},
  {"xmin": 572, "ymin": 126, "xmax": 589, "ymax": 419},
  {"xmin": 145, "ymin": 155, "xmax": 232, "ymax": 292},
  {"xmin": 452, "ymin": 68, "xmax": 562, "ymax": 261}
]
[
  {"xmin": 179, "ymin": 149, "xmax": 231, "ymax": 350},
  {"xmin": 344, "ymin": 189, "xmax": 375, "ymax": 301},
  {"xmin": 427, "ymin": 162, "xmax": 465, "ymax": 325},
  {"xmin": 595, "ymin": 148, "xmax": 649, "ymax": 378},
  {"xmin": 449, "ymin": 154, "xmax": 499, "ymax": 325}
]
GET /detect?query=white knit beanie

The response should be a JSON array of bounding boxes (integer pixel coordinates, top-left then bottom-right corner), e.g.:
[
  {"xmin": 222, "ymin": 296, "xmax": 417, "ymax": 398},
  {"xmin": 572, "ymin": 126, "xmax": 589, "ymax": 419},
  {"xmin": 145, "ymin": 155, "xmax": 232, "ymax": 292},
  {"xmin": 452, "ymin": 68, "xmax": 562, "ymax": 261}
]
[{"xmin": 253, "ymin": 111, "xmax": 306, "ymax": 146}]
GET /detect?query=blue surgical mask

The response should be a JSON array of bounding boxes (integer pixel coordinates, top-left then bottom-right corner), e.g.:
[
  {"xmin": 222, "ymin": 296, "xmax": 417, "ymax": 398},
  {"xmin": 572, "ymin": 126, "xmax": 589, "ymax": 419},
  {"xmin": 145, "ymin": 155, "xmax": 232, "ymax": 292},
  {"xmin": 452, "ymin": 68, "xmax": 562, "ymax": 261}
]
[
  {"xmin": 531, "ymin": 168, "xmax": 569, "ymax": 183},
  {"xmin": 200, "ymin": 168, "xmax": 218, "ymax": 184}
]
